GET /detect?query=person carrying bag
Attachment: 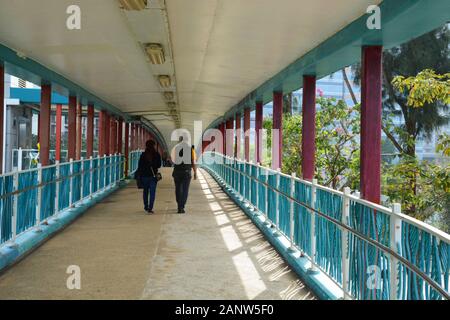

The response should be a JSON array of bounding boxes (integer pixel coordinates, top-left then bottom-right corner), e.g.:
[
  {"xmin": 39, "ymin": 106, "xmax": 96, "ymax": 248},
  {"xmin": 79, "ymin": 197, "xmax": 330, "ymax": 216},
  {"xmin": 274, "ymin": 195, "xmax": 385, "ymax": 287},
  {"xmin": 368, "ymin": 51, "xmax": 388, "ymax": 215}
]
[{"xmin": 136, "ymin": 140, "xmax": 162, "ymax": 214}]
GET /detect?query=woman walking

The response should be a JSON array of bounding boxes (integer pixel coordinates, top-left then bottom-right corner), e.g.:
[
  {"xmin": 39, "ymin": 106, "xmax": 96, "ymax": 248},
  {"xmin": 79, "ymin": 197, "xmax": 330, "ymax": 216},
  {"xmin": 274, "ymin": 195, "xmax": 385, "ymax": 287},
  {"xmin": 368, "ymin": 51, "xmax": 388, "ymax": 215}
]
[{"xmin": 137, "ymin": 140, "xmax": 162, "ymax": 214}]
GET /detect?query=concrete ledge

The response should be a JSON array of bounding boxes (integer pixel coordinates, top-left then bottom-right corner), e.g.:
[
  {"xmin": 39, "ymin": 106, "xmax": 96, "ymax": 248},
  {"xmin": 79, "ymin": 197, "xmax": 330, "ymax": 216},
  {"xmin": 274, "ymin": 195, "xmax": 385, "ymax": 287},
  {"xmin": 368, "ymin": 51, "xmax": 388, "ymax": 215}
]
[
  {"xmin": 203, "ymin": 167, "xmax": 342, "ymax": 300},
  {"xmin": 0, "ymin": 181, "xmax": 128, "ymax": 274}
]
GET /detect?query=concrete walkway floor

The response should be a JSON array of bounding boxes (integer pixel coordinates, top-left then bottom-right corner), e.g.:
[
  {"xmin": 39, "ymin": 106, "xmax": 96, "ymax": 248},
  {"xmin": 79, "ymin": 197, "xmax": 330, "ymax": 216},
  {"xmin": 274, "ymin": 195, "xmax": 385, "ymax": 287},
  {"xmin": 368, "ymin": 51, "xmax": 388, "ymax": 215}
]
[{"xmin": 0, "ymin": 168, "xmax": 315, "ymax": 300}]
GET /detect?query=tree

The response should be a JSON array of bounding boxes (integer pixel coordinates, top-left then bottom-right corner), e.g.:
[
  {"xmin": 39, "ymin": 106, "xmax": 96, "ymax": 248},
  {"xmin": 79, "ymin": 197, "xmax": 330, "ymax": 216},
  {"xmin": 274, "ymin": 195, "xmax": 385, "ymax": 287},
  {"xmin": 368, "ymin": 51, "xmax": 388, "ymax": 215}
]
[
  {"xmin": 353, "ymin": 25, "xmax": 450, "ymax": 157},
  {"xmin": 263, "ymin": 97, "xmax": 360, "ymax": 190}
]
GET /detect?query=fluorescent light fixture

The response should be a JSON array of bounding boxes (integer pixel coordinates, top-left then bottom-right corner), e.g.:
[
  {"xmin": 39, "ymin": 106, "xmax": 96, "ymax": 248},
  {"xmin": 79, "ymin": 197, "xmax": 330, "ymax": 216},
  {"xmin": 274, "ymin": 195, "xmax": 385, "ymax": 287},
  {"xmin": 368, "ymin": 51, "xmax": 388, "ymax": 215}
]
[
  {"xmin": 145, "ymin": 43, "xmax": 165, "ymax": 65},
  {"xmin": 158, "ymin": 75, "xmax": 171, "ymax": 88},
  {"xmin": 119, "ymin": 0, "xmax": 147, "ymax": 10},
  {"xmin": 163, "ymin": 91, "xmax": 174, "ymax": 100}
]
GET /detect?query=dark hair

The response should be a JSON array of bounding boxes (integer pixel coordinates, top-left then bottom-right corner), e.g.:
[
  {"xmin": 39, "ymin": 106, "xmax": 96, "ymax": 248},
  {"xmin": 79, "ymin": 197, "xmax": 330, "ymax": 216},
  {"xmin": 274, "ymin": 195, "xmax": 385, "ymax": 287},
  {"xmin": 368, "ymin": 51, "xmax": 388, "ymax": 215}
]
[{"xmin": 144, "ymin": 140, "xmax": 157, "ymax": 161}]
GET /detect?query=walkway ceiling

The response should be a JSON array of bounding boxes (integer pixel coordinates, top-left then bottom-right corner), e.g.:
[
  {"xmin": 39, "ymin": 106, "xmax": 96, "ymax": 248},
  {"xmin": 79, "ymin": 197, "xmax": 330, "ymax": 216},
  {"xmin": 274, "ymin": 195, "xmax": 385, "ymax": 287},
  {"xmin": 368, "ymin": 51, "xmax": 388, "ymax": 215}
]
[{"xmin": 0, "ymin": 0, "xmax": 448, "ymax": 147}]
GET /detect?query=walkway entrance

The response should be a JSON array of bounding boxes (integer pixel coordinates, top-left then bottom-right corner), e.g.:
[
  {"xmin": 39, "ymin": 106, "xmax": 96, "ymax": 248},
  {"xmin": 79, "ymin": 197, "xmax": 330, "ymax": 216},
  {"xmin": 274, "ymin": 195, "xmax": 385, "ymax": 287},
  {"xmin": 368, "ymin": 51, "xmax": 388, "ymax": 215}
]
[{"xmin": 0, "ymin": 168, "xmax": 314, "ymax": 300}]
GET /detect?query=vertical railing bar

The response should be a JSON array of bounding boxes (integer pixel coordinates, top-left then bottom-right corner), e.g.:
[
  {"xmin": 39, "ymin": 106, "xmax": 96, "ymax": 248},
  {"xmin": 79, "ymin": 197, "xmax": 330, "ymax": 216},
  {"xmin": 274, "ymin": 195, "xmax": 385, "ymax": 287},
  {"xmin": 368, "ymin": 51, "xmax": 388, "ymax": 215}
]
[
  {"xmin": 309, "ymin": 178, "xmax": 318, "ymax": 272},
  {"xmin": 35, "ymin": 163, "xmax": 42, "ymax": 231},
  {"xmin": 289, "ymin": 172, "xmax": 296, "ymax": 251},
  {"xmin": 69, "ymin": 158, "xmax": 74, "ymax": 208},
  {"xmin": 341, "ymin": 187, "xmax": 351, "ymax": 299},
  {"xmin": 54, "ymin": 160, "xmax": 60, "ymax": 217},
  {"xmin": 10, "ymin": 170, "xmax": 19, "ymax": 246},
  {"xmin": 80, "ymin": 157, "xmax": 84, "ymax": 201},
  {"xmin": 390, "ymin": 203, "xmax": 402, "ymax": 300}
]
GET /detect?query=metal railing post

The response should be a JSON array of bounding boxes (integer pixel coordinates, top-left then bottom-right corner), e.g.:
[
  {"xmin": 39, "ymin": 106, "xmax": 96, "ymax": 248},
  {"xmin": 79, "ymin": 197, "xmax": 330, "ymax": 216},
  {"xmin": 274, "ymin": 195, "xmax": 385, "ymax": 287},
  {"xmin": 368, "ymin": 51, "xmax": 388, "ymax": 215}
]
[
  {"xmin": 274, "ymin": 168, "xmax": 281, "ymax": 234},
  {"xmin": 10, "ymin": 170, "xmax": 19, "ymax": 246},
  {"xmin": 35, "ymin": 163, "xmax": 42, "ymax": 231},
  {"xmin": 80, "ymin": 157, "xmax": 84, "ymax": 201},
  {"xmin": 264, "ymin": 168, "xmax": 270, "ymax": 226},
  {"xmin": 289, "ymin": 173, "xmax": 296, "ymax": 251},
  {"xmin": 341, "ymin": 187, "xmax": 351, "ymax": 299},
  {"xmin": 309, "ymin": 178, "xmax": 318, "ymax": 272},
  {"xmin": 17, "ymin": 148, "xmax": 23, "ymax": 171},
  {"xmin": 89, "ymin": 156, "xmax": 93, "ymax": 199},
  {"xmin": 103, "ymin": 155, "xmax": 107, "ymax": 190},
  {"xmin": 54, "ymin": 160, "xmax": 60, "ymax": 216},
  {"xmin": 69, "ymin": 158, "xmax": 74, "ymax": 208},
  {"xmin": 390, "ymin": 203, "xmax": 402, "ymax": 300}
]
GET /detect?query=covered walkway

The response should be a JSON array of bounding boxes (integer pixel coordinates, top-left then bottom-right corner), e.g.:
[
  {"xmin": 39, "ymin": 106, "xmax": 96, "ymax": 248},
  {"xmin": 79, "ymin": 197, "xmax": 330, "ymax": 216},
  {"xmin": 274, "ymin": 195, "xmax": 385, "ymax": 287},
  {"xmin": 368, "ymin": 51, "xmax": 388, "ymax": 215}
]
[{"xmin": 0, "ymin": 168, "xmax": 314, "ymax": 300}]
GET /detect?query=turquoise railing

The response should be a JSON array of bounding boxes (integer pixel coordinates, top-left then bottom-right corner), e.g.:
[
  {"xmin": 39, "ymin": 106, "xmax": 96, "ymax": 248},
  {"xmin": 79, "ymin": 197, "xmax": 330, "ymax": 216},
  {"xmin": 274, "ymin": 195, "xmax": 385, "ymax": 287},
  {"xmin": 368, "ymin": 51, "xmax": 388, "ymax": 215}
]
[
  {"xmin": 0, "ymin": 154, "xmax": 125, "ymax": 248},
  {"xmin": 201, "ymin": 152, "xmax": 450, "ymax": 300},
  {"xmin": 128, "ymin": 150, "xmax": 143, "ymax": 176}
]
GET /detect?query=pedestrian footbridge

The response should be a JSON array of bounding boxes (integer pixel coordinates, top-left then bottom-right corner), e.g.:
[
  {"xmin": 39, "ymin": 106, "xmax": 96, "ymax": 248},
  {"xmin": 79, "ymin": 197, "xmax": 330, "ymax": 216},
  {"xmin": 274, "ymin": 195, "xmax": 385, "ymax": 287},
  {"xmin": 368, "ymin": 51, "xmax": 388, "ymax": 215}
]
[
  {"xmin": 0, "ymin": 0, "xmax": 449, "ymax": 300},
  {"xmin": 0, "ymin": 166, "xmax": 315, "ymax": 300}
]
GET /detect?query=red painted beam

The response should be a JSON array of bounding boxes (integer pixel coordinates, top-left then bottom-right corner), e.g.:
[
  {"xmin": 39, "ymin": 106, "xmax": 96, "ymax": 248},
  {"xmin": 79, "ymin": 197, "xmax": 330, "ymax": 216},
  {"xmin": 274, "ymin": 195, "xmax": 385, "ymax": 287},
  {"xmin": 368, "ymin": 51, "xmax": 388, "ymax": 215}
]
[
  {"xmin": 67, "ymin": 96, "xmax": 77, "ymax": 161},
  {"xmin": 55, "ymin": 104, "xmax": 62, "ymax": 162},
  {"xmin": 0, "ymin": 64, "xmax": 4, "ymax": 173},
  {"xmin": 302, "ymin": 75, "xmax": 317, "ymax": 181},
  {"xmin": 124, "ymin": 122, "xmax": 129, "ymax": 176},
  {"xmin": 244, "ymin": 108, "xmax": 251, "ymax": 161},
  {"xmin": 76, "ymin": 101, "xmax": 82, "ymax": 160},
  {"xmin": 235, "ymin": 113, "xmax": 241, "ymax": 158},
  {"xmin": 272, "ymin": 92, "xmax": 283, "ymax": 170},
  {"xmin": 255, "ymin": 102, "xmax": 263, "ymax": 164},
  {"xmin": 39, "ymin": 85, "xmax": 52, "ymax": 166},
  {"xmin": 118, "ymin": 118, "xmax": 123, "ymax": 154},
  {"xmin": 226, "ymin": 119, "xmax": 234, "ymax": 157},
  {"xmin": 86, "ymin": 104, "xmax": 94, "ymax": 158},
  {"xmin": 360, "ymin": 46, "xmax": 383, "ymax": 204}
]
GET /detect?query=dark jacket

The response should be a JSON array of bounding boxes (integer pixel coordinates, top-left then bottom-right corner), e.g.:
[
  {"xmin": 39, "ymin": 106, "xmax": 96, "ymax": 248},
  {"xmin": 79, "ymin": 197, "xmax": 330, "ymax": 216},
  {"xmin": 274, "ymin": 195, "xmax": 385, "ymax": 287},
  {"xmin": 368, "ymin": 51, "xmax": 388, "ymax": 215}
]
[
  {"xmin": 137, "ymin": 152, "xmax": 162, "ymax": 178},
  {"xmin": 172, "ymin": 142, "xmax": 194, "ymax": 179}
]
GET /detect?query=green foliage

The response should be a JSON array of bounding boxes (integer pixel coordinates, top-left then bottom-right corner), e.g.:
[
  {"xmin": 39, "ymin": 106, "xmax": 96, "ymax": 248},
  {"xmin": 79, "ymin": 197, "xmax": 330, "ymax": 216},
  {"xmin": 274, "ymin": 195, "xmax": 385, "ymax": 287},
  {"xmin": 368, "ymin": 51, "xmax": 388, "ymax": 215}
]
[
  {"xmin": 392, "ymin": 69, "xmax": 450, "ymax": 108},
  {"xmin": 382, "ymin": 156, "xmax": 450, "ymax": 226},
  {"xmin": 436, "ymin": 133, "xmax": 450, "ymax": 157},
  {"xmin": 263, "ymin": 97, "xmax": 360, "ymax": 190}
]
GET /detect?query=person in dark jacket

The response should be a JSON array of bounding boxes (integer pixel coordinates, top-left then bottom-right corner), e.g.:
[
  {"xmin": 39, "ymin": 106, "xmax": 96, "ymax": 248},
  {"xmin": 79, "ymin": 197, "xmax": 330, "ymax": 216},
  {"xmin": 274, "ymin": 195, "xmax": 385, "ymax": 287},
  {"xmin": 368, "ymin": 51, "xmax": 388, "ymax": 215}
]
[
  {"xmin": 171, "ymin": 136, "xmax": 197, "ymax": 214},
  {"xmin": 137, "ymin": 140, "xmax": 162, "ymax": 214}
]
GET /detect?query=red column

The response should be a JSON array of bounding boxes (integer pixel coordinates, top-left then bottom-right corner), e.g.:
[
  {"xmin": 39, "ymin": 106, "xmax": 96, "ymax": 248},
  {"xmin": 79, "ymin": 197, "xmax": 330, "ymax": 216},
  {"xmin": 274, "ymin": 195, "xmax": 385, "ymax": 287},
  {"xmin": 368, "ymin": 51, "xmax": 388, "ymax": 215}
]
[
  {"xmin": 244, "ymin": 108, "xmax": 250, "ymax": 161},
  {"xmin": 226, "ymin": 119, "xmax": 234, "ymax": 157},
  {"xmin": 235, "ymin": 113, "xmax": 241, "ymax": 158},
  {"xmin": 255, "ymin": 101, "xmax": 263, "ymax": 164},
  {"xmin": 76, "ymin": 101, "xmax": 82, "ymax": 160},
  {"xmin": 302, "ymin": 75, "xmax": 317, "ymax": 181},
  {"xmin": 272, "ymin": 92, "xmax": 283, "ymax": 170},
  {"xmin": 67, "ymin": 96, "xmax": 77, "ymax": 161},
  {"xmin": 39, "ymin": 85, "xmax": 51, "ymax": 165},
  {"xmin": 55, "ymin": 104, "xmax": 62, "ymax": 162},
  {"xmin": 118, "ymin": 118, "xmax": 123, "ymax": 154},
  {"xmin": 360, "ymin": 46, "xmax": 383, "ymax": 204},
  {"xmin": 124, "ymin": 122, "xmax": 130, "ymax": 176},
  {"xmin": 0, "ymin": 64, "xmax": 3, "ymax": 173},
  {"xmin": 105, "ymin": 113, "xmax": 110, "ymax": 155},
  {"xmin": 86, "ymin": 104, "xmax": 94, "ymax": 158}
]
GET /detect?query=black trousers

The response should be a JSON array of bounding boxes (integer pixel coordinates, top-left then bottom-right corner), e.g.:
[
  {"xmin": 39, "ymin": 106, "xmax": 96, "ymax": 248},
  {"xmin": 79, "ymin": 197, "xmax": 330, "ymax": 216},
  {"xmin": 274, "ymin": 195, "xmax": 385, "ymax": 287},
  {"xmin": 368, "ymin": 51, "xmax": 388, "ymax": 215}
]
[{"xmin": 174, "ymin": 175, "xmax": 191, "ymax": 210}]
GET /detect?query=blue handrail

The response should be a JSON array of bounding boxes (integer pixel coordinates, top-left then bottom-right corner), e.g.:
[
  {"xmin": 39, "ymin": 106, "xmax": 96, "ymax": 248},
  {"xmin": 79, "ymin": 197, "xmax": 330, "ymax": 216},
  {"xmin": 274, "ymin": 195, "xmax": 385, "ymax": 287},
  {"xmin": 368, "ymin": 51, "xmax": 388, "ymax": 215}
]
[
  {"xmin": 0, "ymin": 154, "xmax": 125, "ymax": 248},
  {"xmin": 201, "ymin": 152, "xmax": 450, "ymax": 300}
]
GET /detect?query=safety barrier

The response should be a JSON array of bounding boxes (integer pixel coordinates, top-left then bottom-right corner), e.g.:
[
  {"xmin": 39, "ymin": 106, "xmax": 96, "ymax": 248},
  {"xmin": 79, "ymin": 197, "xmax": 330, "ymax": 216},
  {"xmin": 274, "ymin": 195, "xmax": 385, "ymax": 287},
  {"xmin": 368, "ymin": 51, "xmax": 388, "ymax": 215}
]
[
  {"xmin": 128, "ymin": 150, "xmax": 143, "ymax": 176},
  {"xmin": 0, "ymin": 154, "xmax": 124, "ymax": 248},
  {"xmin": 202, "ymin": 152, "xmax": 450, "ymax": 300}
]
